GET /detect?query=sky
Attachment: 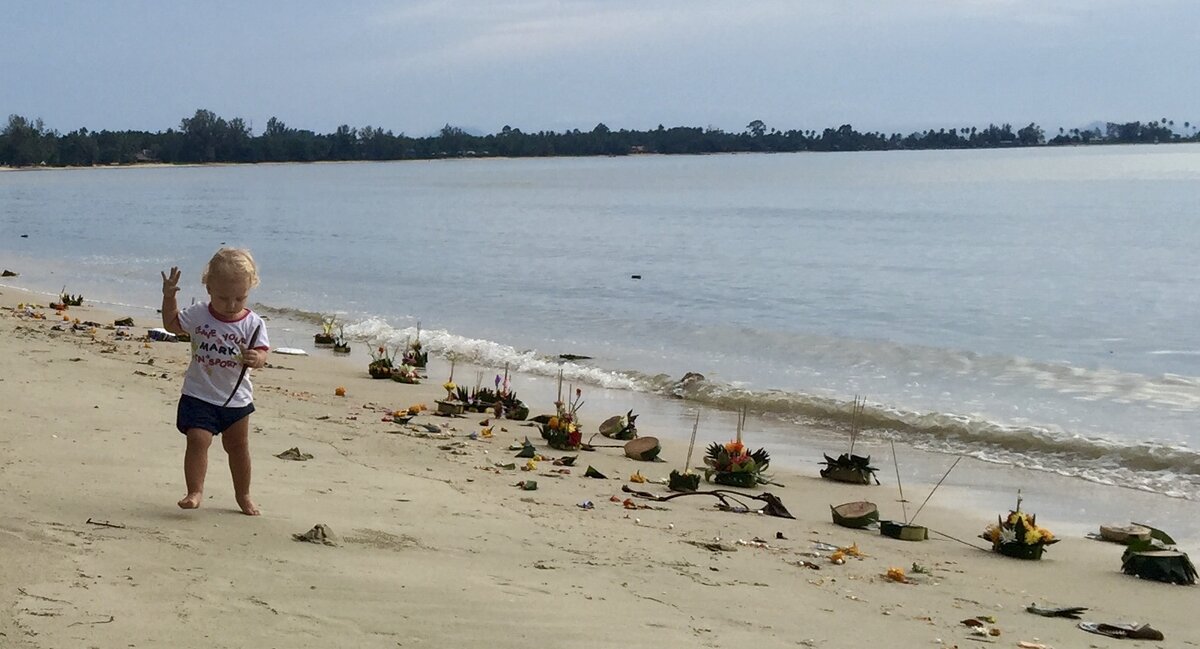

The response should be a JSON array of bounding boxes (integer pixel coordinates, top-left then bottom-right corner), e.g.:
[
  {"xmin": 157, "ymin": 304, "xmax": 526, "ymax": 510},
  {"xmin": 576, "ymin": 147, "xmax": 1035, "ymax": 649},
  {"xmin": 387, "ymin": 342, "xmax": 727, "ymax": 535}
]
[{"xmin": 2, "ymin": 0, "xmax": 1197, "ymax": 137}]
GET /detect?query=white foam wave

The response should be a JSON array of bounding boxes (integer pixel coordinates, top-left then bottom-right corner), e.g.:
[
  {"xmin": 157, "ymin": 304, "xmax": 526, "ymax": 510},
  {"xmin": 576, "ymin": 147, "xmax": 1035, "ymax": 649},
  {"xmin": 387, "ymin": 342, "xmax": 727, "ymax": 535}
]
[{"xmin": 342, "ymin": 317, "xmax": 645, "ymax": 391}]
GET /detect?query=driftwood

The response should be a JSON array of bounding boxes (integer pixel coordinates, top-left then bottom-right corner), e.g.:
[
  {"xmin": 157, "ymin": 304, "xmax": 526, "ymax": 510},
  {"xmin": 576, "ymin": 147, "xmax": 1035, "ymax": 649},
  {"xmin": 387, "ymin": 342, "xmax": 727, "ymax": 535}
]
[{"xmin": 622, "ymin": 485, "xmax": 794, "ymax": 519}]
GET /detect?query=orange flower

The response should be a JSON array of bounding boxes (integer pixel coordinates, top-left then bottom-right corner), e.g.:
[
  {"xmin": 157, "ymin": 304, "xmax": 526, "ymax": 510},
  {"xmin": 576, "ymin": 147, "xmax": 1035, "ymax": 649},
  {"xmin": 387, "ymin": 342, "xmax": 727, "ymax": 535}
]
[{"xmin": 334, "ymin": 386, "xmax": 346, "ymax": 397}]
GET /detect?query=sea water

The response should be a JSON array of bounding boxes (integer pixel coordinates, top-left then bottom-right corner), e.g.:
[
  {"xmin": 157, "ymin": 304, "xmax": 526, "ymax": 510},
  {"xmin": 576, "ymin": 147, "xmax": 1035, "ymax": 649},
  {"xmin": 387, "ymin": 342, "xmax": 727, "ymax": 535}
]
[{"xmin": 3, "ymin": 144, "xmax": 1199, "ymax": 501}]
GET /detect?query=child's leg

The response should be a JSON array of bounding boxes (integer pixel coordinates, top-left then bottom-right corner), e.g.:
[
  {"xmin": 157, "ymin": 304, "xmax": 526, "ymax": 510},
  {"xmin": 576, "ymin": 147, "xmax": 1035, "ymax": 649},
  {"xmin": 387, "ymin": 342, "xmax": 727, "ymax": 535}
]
[
  {"xmin": 179, "ymin": 428, "xmax": 213, "ymax": 509},
  {"xmin": 222, "ymin": 416, "xmax": 260, "ymax": 516}
]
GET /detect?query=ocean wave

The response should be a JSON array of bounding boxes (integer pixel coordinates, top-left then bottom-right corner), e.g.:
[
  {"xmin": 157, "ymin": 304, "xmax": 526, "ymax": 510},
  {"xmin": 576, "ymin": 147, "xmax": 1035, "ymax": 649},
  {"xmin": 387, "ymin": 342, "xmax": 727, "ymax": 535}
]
[
  {"xmin": 341, "ymin": 317, "xmax": 644, "ymax": 391},
  {"xmin": 322, "ymin": 312, "xmax": 1200, "ymax": 499},
  {"xmin": 653, "ymin": 374, "xmax": 1200, "ymax": 498}
]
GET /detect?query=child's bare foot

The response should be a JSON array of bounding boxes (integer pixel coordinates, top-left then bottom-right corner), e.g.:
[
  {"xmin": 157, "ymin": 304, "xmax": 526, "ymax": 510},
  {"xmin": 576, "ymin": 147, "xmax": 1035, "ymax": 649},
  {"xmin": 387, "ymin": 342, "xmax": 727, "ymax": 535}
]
[
  {"xmin": 236, "ymin": 494, "xmax": 260, "ymax": 516},
  {"xmin": 178, "ymin": 492, "xmax": 203, "ymax": 509}
]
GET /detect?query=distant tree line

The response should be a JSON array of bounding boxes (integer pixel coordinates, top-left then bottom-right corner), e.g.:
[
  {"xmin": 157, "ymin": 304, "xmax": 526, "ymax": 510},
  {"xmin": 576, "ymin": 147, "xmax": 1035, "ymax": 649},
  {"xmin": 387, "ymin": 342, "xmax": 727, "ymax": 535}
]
[{"xmin": 1, "ymin": 109, "xmax": 1196, "ymax": 167}]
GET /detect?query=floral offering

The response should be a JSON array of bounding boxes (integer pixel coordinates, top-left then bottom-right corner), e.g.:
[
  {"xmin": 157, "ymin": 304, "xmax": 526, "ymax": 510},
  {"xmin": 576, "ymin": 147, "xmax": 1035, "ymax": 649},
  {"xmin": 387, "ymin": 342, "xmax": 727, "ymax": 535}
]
[{"xmin": 981, "ymin": 495, "xmax": 1058, "ymax": 560}]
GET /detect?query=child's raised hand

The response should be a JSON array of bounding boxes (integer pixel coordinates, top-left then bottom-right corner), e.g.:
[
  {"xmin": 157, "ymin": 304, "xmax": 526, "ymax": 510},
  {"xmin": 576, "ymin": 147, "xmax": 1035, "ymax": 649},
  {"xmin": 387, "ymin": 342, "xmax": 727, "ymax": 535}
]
[{"xmin": 161, "ymin": 267, "xmax": 181, "ymax": 296}]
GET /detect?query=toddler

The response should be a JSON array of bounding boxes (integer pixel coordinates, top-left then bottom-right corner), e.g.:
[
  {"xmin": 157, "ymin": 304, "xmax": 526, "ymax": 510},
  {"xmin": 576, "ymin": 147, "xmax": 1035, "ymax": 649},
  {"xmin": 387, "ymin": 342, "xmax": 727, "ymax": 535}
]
[{"xmin": 161, "ymin": 247, "xmax": 269, "ymax": 515}]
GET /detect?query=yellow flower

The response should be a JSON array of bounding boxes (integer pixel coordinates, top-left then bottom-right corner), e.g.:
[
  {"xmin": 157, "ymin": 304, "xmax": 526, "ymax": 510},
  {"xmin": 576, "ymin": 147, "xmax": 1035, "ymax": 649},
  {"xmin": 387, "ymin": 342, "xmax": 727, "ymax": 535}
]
[{"xmin": 1024, "ymin": 529, "xmax": 1042, "ymax": 545}]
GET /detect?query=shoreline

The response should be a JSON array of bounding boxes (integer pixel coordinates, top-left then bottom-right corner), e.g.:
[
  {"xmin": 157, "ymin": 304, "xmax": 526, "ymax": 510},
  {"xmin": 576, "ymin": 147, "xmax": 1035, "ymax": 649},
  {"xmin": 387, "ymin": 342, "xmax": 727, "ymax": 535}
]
[
  {"xmin": 5, "ymin": 273, "xmax": 1200, "ymax": 532},
  {"xmin": 2, "ymin": 282, "xmax": 1198, "ymax": 647}
]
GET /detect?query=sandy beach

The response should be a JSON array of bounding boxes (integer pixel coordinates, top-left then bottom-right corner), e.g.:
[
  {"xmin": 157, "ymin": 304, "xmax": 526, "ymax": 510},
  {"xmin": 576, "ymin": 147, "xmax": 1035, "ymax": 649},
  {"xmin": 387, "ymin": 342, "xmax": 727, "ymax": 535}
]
[{"xmin": 1, "ymin": 285, "xmax": 1197, "ymax": 649}]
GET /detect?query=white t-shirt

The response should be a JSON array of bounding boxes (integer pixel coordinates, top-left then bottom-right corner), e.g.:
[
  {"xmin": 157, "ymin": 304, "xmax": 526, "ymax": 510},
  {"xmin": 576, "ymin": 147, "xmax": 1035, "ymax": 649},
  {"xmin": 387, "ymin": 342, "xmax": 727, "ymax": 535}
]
[{"xmin": 177, "ymin": 303, "xmax": 270, "ymax": 408}]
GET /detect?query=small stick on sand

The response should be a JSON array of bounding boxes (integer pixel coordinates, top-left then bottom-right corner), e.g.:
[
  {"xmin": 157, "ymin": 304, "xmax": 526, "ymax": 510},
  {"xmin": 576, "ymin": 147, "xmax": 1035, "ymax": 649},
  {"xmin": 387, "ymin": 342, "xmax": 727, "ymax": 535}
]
[{"xmin": 85, "ymin": 517, "xmax": 126, "ymax": 529}]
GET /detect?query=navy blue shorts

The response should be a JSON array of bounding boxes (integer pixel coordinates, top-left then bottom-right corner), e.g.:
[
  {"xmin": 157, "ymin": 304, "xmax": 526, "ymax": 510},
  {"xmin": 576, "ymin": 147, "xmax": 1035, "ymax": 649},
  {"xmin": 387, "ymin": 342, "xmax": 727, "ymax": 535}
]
[{"xmin": 176, "ymin": 394, "xmax": 255, "ymax": 435}]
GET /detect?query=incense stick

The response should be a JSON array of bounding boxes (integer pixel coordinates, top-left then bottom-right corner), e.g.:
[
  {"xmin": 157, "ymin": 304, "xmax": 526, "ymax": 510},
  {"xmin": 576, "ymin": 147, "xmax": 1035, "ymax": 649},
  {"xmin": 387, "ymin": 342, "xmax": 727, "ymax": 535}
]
[
  {"xmin": 909, "ymin": 456, "xmax": 962, "ymax": 525},
  {"xmin": 849, "ymin": 396, "xmax": 864, "ymax": 456},
  {"xmin": 683, "ymin": 411, "xmax": 700, "ymax": 474},
  {"xmin": 890, "ymin": 439, "xmax": 908, "ymax": 523}
]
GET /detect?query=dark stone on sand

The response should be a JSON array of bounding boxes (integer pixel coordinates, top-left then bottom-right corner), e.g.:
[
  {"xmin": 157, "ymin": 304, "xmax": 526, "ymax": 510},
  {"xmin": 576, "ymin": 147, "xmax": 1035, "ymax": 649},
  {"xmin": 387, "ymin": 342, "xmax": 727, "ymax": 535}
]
[
  {"xmin": 114, "ymin": 317, "xmax": 134, "ymax": 327},
  {"xmin": 1, "ymin": 269, "xmax": 17, "ymax": 277}
]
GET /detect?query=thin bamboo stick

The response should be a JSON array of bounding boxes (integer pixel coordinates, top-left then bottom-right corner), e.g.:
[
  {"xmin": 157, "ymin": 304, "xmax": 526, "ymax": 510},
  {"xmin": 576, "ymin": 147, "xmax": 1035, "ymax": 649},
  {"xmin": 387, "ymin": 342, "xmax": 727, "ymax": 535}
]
[
  {"xmin": 890, "ymin": 439, "xmax": 908, "ymax": 523},
  {"xmin": 909, "ymin": 456, "xmax": 962, "ymax": 525},
  {"xmin": 684, "ymin": 411, "xmax": 700, "ymax": 474}
]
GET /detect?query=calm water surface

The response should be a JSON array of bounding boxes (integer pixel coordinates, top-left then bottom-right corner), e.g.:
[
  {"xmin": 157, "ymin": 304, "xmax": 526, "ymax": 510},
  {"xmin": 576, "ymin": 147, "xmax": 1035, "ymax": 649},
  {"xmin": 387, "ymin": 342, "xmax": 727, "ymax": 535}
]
[{"xmin": 3, "ymin": 145, "xmax": 1199, "ymax": 499}]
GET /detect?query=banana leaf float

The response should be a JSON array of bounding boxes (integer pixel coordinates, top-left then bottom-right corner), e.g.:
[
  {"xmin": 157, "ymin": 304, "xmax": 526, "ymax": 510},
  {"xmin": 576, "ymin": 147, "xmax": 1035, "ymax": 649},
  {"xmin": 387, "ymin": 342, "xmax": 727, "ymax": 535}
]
[
  {"xmin": 1121, "ymin": 525, "xmax": 1197, "ymax": 585},
  {"xmin": 831, "ymin": 501, "xmax": 879, "ymax": 529},
  {"xmin": 599, "ymin": 410, "xmax": 638, "ymax": 440},
  {"xmin": 820, "ymin": 453, "xmax": 880, "ymax": 485},
  {"xmin": 880, "ymin": 520, "xmax": 928, "ymax": 541},
  {"xmin": 624, "ymin": 437, "xmax": 661, "ymax": 461}
]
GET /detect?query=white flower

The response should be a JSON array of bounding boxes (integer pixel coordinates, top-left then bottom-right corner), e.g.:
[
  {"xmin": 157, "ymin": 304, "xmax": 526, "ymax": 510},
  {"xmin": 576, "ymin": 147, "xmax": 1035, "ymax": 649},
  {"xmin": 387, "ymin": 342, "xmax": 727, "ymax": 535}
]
[{"xmin": 999, "ymin": 527, "xmax": 1017, "ymax": 544}]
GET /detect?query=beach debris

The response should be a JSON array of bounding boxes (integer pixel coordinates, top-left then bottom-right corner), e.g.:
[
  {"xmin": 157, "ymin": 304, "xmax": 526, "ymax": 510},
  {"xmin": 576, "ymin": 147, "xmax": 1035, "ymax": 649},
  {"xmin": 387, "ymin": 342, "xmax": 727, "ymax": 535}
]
[
  {"xmin": 621, "ymin": 485, "xmax": 795, "ymax": 519},
  {"xmin": 85, "ymin": 517, "xmax": 126, "ymax": 529},
  {"xmin": 1077, "ymin": 622, "xmax": 1164, "ymax": 640},
  {"xmin": 577, "ymin": 500, "xmax": 594, "ymax": 510},
  {"xmin": 552, "ymin": 455, "xmax": 576, "ymax": 466},
  {"xmin": 1026, "ymin": 604, "xmax": 1087, "ymax": 619},
  {"xmin": 1120, "ymin": 525, "xmax": 1197, "ymax": 585},
  {"xmin": 334, "ymin": 386, "xmax": 346, "ymax": 397},
  {"xmin": 292, "ymin": 524, "xmax": 339, "ymax": 546},
  {"xmin": 114, "ymin": 317, "xmax": 134, "ymax": 327},
  {"xmin": 629, "ymin": 471, "xmax": 646, "ymax": 483},
  {"xmin": 1017, "ymin": 642, "xmax": 1048, "ymax": 649},
  {"xmin": 515, "ymin": 480, "xmax": 538, "ymax": 491},
  {"xmin": 1, "ymin": 269, "xmax": 18, "ymax": 277},
  {"xmin": 584, "ymin": 466, "xmax": 607, "ymax": 479},
  {"xmin": 147, "ymin": 327, "xmax": 178, "ymax": 342},
  {"xmin": 884, "ymin": 567, "xmax": 908, "ymax": 583},
  {"xmin": 275, "ymin": 447, "xmax": 314, "ymax": 461},
  {"xmin": 515, "ymin": 438, "xmax": 537, "ymax": 458}
]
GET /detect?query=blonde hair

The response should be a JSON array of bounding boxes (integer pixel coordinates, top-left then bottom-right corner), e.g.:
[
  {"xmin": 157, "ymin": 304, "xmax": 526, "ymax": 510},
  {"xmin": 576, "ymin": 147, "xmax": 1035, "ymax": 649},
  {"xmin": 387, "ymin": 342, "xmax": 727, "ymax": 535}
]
[{"xmin": 202, "ymin": 247, "xmax": 260, "ymax": 288}]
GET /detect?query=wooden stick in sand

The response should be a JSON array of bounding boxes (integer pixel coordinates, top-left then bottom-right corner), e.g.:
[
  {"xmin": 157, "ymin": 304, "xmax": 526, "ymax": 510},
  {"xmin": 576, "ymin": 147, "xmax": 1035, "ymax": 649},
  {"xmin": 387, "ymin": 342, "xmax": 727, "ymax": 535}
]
[
  {"xmin": 556, "ymin": 368, "xmax": 563, "ymax": 404},
  {"xmin": 890, "ymin": 439, "xmax": 908, "ymax": 523},
  {"xmin": 683, "ymin": 411, "xmax": 700, "ymax": 474}
]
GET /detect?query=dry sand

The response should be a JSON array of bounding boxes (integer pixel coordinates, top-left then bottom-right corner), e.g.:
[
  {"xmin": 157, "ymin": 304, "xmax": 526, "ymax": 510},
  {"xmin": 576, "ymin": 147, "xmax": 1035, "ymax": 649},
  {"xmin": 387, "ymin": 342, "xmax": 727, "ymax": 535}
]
[{"xmin": 1, "ymin": 286, "xmax": 1196, "ymax": 649}]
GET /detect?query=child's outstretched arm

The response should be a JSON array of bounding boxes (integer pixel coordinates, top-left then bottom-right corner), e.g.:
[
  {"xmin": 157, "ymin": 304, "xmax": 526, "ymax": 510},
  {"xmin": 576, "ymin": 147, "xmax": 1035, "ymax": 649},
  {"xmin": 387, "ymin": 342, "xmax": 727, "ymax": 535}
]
[{"xmin": 161, "ymin": 266, "xmax": 184, "ymax": 333}]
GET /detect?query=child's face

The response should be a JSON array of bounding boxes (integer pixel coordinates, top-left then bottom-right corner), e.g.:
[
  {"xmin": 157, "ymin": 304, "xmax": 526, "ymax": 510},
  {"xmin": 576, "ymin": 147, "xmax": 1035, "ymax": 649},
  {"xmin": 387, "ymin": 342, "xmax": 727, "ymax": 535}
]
[{"xmin": 206, "ymin": 274, "xmax": 252, "ymax": 319}]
